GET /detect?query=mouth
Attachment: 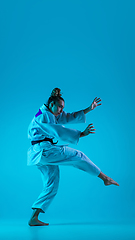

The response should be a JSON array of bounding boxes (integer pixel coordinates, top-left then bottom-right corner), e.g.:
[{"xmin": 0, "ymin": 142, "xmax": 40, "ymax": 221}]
[{"xmin": 55, "ymin": 112, "xmax": 60, "ymax": 116}]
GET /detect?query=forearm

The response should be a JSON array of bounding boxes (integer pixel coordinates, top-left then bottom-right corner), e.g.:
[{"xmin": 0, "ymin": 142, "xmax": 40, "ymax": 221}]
[{"xmin": 83, "ymin": 105, "xmax": 92, "ymax": 114}]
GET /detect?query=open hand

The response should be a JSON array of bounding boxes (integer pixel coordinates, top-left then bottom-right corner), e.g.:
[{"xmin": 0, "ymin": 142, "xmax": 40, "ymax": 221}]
[
  {"xmin": 90, "ymin": 97, "xmax": 102, "ymax": 110},
  {"xmin": 81, "ymin": 123, "xmax": 96, "ymax": 137}
]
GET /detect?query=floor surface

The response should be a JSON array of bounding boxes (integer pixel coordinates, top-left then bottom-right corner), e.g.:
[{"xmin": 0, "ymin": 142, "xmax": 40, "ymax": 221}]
[{"xmin": 0, "ymin": 220, "xmax": 135, "ymax": 240}]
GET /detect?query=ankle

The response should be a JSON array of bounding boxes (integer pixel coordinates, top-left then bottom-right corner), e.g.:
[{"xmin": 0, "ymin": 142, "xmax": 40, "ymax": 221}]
[
  {"xmin": 32, "ymin": 208, "xmax": 41, "ymax": 218},
  {"xmin": 98, "ymin": 171, "xmax": 107, "ymax": 181}
]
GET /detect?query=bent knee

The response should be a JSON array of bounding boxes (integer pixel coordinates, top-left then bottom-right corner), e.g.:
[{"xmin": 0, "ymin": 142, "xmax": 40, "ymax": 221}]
[{"xmin": 76, "ymin": 150, "xmax": 86, "ymax": 159}]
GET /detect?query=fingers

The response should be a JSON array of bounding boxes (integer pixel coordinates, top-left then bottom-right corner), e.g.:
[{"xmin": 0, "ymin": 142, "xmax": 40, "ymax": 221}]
[
  {"xmin": 87, "ymin": 124, "xmax": 96, "ymax": 134},
  {"xmin": 88, "ymin": 123, "xmax": 94, "ymax": 127},
  {"xmin": 96, "ymin": 99, "xmax": 101, "ymax": 103},
  {"xmin": 95, "ymin": 97, "xmax": 101, "ymax": 101},
  {"xmin": 90, "ymin": 127, "xmax": 96, "ymax": 133},
  {"xmin": 83, "ymin": 123, "xmax": 96, "ymax": 136},
  {"xmin": 87, "ymin": 123, "xmax": 94, "ymax": 129},
  {"xmin": 93, "ymin": 97, "xmax": 102, "ymax": 104}
]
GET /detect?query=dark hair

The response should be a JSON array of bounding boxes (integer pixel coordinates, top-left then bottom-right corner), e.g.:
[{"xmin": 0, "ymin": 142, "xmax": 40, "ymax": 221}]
[{"xmin": 46, "ymin": 88, "xmax": 64, "ymax": 107}]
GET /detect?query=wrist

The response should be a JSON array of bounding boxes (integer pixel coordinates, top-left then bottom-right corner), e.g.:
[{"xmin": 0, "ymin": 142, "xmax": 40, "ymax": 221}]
[
  {"xmin": 83, "ymin": 105, "xmax": 92, "ymax": 114},
  {"xmin": 89, "ymin": 104, "xmax": 92, "ymax": 111},
  {"xmin": 80, "ymin": 132, "xmax": 85, "ymax": 138}
]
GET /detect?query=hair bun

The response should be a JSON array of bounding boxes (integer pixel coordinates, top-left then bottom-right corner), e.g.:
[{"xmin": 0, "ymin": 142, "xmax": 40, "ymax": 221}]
[{"xmin": 51, "ymin": 88, "xmax": 62, "ymax": 97}]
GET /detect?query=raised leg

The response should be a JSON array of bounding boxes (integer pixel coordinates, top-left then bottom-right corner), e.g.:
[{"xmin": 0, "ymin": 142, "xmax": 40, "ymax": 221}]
[{"xmin": 98, "ymin": 171, "xmax": 119, "ymax": 186}]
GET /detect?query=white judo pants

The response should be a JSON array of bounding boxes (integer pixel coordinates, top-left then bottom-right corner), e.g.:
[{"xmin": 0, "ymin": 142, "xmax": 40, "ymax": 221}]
[{"xmin": 31, "ymin": 143, "xmax": 101, "ymax": 213}]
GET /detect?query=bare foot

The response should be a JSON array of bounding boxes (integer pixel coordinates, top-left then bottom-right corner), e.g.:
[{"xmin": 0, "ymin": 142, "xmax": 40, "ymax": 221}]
[
  {"xmin": 28, "ymin": 217, "xmax": 49, "ymax": 226},
  {"xmin": 98, "ymin": 172, "xmax": 119, "ymax": 187},
  {"xmin": 104, "ymin": 177, "xmax": 119, "ymax": 186}
]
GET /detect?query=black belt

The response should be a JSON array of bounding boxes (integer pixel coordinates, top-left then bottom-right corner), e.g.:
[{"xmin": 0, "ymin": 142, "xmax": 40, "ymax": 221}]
[{"xmin": 31, "ymin": 137, "xmax": 58, "ymax": 145}]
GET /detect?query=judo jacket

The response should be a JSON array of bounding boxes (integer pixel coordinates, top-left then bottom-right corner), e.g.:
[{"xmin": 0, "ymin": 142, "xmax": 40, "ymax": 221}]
[{"xmin": 27, "ymin": 104, "xmax": 86, "ymax": 166}]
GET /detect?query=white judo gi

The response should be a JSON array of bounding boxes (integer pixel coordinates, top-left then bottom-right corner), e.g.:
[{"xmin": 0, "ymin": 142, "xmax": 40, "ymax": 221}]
[{"xmin": 27, "ymin": 104, "xmax": 101, "ymax": 213}]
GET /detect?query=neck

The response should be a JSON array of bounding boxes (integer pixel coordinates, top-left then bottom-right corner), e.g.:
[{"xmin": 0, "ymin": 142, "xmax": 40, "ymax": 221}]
[{"xmin": 44, "ymin": 104, "xmax": 54, "ymax": 115}]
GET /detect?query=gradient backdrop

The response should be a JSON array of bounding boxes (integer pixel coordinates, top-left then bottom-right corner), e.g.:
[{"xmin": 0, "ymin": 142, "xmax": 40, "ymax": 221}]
[{"xmin": 0, "ymin": 0, "xmax": 135, "ymax": 224}]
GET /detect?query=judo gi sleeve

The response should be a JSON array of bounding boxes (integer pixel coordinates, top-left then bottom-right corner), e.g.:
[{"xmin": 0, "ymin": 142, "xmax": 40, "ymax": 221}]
[
  {"xmin": 56, "ymin": 110, "xmax": 86, "ymax": 124},
  {"xmin": 35, "ymin": 119, "xmax": 81, "ymax": 145}
]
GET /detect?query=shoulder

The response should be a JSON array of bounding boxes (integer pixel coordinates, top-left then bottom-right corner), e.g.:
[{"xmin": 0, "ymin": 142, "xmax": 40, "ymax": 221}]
[{"xmin": 35, "ymin": 104, "xmax": 55, "ymax": 123}]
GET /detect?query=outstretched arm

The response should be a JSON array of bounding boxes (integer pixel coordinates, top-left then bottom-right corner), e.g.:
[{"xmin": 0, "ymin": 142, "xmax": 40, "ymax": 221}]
[{"xmin": 83, "ymin": 97, "xmax": 102, "ymax": 114}]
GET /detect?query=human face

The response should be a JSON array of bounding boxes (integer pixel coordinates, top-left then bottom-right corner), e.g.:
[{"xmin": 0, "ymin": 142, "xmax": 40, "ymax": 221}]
[{"xmin": 50, "ymin": 100, "xmax": 64, "ymax": 116}]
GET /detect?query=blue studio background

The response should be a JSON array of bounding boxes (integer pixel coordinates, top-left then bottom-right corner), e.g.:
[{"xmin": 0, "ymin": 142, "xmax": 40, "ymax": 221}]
[{"xmin": 0, "ymin": 0, "xmax": 135, "ymax": 224}]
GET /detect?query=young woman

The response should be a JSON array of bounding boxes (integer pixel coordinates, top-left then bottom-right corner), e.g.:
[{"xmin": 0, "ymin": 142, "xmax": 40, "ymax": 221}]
[{"xmin": 27, "ymin": 87, "xmax": 119, "ymax": 226}]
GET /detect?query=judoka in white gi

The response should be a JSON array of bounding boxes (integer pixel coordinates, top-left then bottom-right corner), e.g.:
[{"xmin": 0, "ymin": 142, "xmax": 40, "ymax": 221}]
[{"xmin": 27, "ymin": 88, "xmax": 119, "ymax": 226}]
